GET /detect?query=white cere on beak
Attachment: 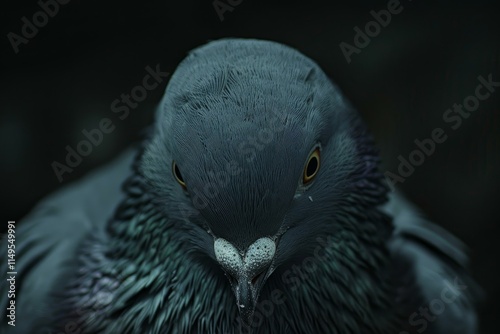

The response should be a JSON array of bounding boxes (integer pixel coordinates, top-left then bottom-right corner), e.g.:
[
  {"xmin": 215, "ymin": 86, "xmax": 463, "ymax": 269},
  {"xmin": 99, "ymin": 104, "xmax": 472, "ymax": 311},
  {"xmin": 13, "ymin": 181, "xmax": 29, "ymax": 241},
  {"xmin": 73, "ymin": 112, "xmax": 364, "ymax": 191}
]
[
  {"xmin": 244, "ymin": 237, "xmax": 276, "ymax": 275},
  {"xmin": 214, "ymin": 237, "xmax": 276, "ymax": 281},
  {"xmin": 214, "ymin": 238, "xmax": 243, "ymax": 277}
]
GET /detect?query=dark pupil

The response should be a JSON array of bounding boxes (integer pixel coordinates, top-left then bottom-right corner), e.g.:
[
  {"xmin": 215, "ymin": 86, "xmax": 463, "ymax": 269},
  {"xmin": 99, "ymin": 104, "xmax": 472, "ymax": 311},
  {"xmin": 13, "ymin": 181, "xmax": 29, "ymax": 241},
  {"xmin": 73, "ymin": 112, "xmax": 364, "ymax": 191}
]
[
  {"xmin": 174, "ymin": 164, "xmax": 184, "ymax": 182},
  {"xmin": 306, "ymin": 157, "xmax": 318, "ymax": 177}
]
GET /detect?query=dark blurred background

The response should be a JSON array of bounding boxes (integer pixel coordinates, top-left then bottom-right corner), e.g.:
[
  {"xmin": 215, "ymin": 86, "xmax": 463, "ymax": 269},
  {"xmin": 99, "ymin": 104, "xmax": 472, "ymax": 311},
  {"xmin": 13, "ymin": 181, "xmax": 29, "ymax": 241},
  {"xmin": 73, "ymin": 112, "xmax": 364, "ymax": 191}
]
[{"xmin": 1, "ymin": 0, "xmax": 498, "ymax": 332}]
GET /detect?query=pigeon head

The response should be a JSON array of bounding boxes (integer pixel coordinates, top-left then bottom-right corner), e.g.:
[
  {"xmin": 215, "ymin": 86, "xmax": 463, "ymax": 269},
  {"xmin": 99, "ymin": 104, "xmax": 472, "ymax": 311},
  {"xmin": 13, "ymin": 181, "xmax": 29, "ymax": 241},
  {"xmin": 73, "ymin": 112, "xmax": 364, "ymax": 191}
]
[{"xmin": 140, "ymin": 39, "xmax": 390, "ymax": 326}]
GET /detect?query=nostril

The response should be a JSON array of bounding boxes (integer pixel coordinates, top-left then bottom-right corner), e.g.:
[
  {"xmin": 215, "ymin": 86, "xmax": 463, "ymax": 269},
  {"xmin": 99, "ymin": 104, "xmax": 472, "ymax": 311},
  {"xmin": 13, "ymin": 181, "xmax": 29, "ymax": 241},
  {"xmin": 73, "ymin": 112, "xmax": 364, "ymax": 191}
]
[
  {"xmin": 226, "ymin": 272, "xmax": 238, "ymax": 284},
  {"xmin": 251, "ymin": 271, "xmax": 264, "ymax": 285}
]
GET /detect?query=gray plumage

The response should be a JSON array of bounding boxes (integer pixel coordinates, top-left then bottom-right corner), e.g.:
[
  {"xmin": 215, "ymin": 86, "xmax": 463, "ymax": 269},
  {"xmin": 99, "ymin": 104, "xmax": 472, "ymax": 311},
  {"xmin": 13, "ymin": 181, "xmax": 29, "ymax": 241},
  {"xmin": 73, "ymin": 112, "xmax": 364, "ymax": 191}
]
[{"xmin": 1, "ymin": 39, "xmax": 479, "ymax": 333}]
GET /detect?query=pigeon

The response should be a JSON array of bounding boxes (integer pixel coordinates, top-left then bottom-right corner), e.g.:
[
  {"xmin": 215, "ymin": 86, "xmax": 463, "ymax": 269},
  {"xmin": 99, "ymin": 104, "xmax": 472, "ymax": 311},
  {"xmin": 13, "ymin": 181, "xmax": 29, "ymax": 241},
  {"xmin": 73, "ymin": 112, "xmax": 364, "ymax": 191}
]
[{"xmin": 1, "ymin": 38, "xmax": 480, "ymax": 334}]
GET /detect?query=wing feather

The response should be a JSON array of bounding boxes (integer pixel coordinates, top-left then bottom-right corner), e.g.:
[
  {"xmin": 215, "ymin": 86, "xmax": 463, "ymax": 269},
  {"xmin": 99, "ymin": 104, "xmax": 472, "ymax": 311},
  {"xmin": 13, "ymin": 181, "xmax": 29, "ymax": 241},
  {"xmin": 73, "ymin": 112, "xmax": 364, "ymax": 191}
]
[
  {"xmin": 0, "ymin": 148, "xmax": 135, "ymax": 333},
  {"xmin": 384, "ymin": 191, "xmax": 480, "ymax": 334}
]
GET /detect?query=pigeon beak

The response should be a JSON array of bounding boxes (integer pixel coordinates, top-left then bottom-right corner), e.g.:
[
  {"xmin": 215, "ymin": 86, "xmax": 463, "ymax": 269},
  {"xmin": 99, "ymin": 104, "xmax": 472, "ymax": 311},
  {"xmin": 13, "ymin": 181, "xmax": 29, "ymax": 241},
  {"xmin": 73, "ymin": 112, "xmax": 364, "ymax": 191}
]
[
  {"xmin": 234, "ymin": 273, "xmax": 256, "ymax": 325},
  {"xmin": 213, "ymin": 237, "xmax": 277, "ymax": 326},
  {"xmin": 233, "ymin": 269, "xmax": 269, "ymax": 326}
]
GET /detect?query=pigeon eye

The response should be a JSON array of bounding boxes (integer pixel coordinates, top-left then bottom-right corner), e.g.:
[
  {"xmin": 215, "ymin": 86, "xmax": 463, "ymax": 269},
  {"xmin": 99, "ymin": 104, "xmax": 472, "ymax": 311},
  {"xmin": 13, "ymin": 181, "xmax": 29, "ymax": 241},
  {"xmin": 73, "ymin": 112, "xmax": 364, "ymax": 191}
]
[
  {"xmin": 172, "ymin": 161, "xmax": 186, "ymax": 189},
  {"xmin": 303, "ymin": 147, "xmax": 320, "ymax": 184}
]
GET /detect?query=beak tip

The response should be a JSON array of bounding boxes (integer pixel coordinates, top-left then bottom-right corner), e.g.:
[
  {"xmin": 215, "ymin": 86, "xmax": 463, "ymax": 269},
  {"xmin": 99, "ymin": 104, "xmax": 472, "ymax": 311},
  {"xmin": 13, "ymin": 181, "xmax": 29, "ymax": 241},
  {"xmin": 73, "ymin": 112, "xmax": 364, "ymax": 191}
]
[{"xmin": 238, "ymin": 306, "xmax": 255, "ymax": 326}]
